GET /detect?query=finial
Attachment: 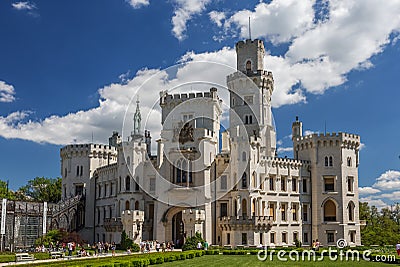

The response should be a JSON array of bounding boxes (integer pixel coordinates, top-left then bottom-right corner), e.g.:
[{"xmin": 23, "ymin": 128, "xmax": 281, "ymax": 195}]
[{"xmin": 248, "ymin": 16, "xmax": 252, "ymax": 40}]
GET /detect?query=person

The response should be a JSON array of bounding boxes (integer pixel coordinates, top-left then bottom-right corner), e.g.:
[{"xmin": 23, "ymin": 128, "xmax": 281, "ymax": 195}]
[
  {"xmin": 156, "ymin": 241, "xmax": 160, "ymax": 252},
  {"xmin": 111, "ymin": 242, "xmax": 116, "ymax": 256},
  {"xmin": 127, "ymin": 247, "xmax": 132, "ymax": 255},
  {"xmin": 67, "ymin": 242, "xmax": 73, "ymax": 257},
  {"xmin": 396, "ymin": 241, "xmax": 400, "ymax": 256},
  {"xmin": 162, "ymin": 242, "xmax": 166, "ymax": 252},
  {"xmin": 312, "ymin": 240, "xmax": 316, "ymax": 251},
  {"xmin": 204, "ymin": 241, "xmax": 209, "ymax": 250},
  {"xmin": 315, "ymin": 239, "xmax": 321, "ymax": 251},
  {"xmin": 197, "ymin": 241, "xmax": 202, "ymax": 250}
]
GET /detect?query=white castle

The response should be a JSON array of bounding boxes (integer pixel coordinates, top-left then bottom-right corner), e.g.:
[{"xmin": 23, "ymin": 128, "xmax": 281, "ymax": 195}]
[{"xmin": 59, "ymin": 38, "xmax": 362, "ymax": 247}]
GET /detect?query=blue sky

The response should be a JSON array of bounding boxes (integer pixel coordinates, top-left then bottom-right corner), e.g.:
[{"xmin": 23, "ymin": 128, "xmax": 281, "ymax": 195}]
[{"xmin": 1, "ymin": 0, "xmax": 400, "ymax": 208}]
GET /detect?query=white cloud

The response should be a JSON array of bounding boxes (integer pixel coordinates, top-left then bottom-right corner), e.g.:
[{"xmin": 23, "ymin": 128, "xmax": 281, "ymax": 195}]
[
  {"xmin": 0, "ymin": 81, "xmax": 16, "ymax": 103},
  {"xmin": 209, "ymin": 11, "xmax": 225, "ymax": 27},
  {"xmin": 359, "ymin": 197, "xmax": 388, "ymax": 210},
  {"xmin": 373, "ymin": 170, "xmax": 400, "ymax": 191},
  {"xmin": 218, "ymin": 0, "xmax": 315, "ymax": 44},
  {"xmin": 171, "ymin": 0, "xmax": 211, "ymax": 41},
  {"xmin": 359, "ymin": 186, "xmax": 380, "ymax": 195},
  {"xmin": 12, "ymin": 1, "xmax": 35, "ymax": 10},
  {"xmin": 304, "ymin": 130, "xmax": 315, "ymax": 136},
  {"xmin": 125, "ymin": 0, "xmax": 149, "ymax": 9},
  {"xmin": 277, "ymin": 147, "xmax": 293, "ymax": 153},
  {"xmin": 359, "ymin": 143, "xmax": 366, "ymax": 150}
]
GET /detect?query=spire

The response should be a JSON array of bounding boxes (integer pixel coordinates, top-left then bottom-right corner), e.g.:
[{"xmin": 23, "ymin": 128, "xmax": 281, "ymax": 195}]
[
  {"xmin": 133, "ymin": 96, "xmax": 142, "ymax": 136},
  {"xmin": 248, "ymin": 16, "xmax": 251, "ymax": 40}
]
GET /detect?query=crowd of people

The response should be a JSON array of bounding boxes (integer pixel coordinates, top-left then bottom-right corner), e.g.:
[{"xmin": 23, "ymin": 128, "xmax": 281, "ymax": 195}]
[{"xmin": 140, "ymin": 240, "xmax": 175, "ymax": 253}]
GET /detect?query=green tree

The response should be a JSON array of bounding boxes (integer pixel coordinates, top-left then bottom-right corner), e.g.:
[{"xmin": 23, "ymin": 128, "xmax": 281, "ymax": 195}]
[
  {"xmin": 120, "ymin": 230, "xmax": 133, "ymax": 250},
  {"xmin": 19, "ymin": 177, "xmax": 62, "ymax": 203}
]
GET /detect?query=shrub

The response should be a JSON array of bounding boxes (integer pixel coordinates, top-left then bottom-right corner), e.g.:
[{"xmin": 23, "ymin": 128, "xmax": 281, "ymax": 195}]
[
  {"xmin": 205, "ymin": 249, "xmax": 219, "ymax": 255},
  {"xmin": 182, "ymin": 232, "xmax": 205, "ymax": 251}
]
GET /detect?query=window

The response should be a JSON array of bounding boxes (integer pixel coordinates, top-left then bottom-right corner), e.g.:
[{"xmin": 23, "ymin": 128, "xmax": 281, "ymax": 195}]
[
  {"xmin": 242, "ymin": 173, "xmax": 247, "ymax": 189},
  {"xmin": 350, "ymin": 231, "xmax": 356, "ymax": 243},
  {"xmin": 347, "ymin": 157, "xmax": 352, "ymax": 167},
  {"xmin": 246, "ymin": 60, "xmax": 252, "ymax": 71},
  {"xmin": 327, "ymin": 232, "xmax": 335, "ymax": 243},
  {"xmin": 324, "ymin": 177, "xmax": 335, "ymax": 192},
  {"xmin": 76, "ymin": 166, "xmax": 80, "ymax": 176},
  {"xmin": 260, "ymin": 233, "xmax": 263, "ymax": 245},
  {"xmin": 281, "ymin": 204, "xmax": 287, "ymax": 221},
  {"xmin": 104, "ymin": 184, "xmax": 108, "ymax": 197},
  {"xmin": 150, "ymin": 178, "xmax": 156, "ymax": 192},
  {"xmin": 242, "ymin": 233, "xmax": 247, "ymax": 245},
  {"xmin": 293, "ymin": 232, "xmax": 298, "ymax": 243},
  {"xmin": 348, "ymin": 201, "xmax": 355, "ymax": 221},
  {"xmin": 64, "ymin": 168, "xmax": 67, "ymax": 178},
  {"xmin": 119, "ymin": 177, "xmax": 121, "ymax": 192},
  {"xmin": 135, "ymin": 180, "xmax": 139, "ymax": 191},
  {"xmin": 242, "ymin": 152, "xmax": 246, "ymax": 162},
  {"xmin": 135, "ymin": 200, "xmax": 139, "ymax": 210},
  {"xmin": 109, "ymin": 206, "xmax": 112, "ymax": 219},
  {"xmin": 347, "ymin": 177, "xmax": 354, "ymax": 192},
  {"xmin": 292, "ymin": 204, "xmax": 298, "ymax": 221},
  {"xmin": 220, "ymin": 203, "xmax": 228, "ymax": 217},
  {"xmin": 110, "ymin": 183, "xmax": 114, "ymax": 196},
  {"xmin": 241, "ymin": 199, "xmax": 247, "ymax": 217},
  {"xmin": 324, "ymin": 156, "xmax": 329, "ymax": 167},
  {"xmin": 80, "ymin": 166, "xmax": 83, "ymax": 176},
  {"xmin": 292, "ymin": 178, "xmax": 297, "ymax": 192},
  {"xmin": 269, "ymin": 203, "xmax": 275, "ymax": 221},
  {"xmin": 227, "ymin": 233, "xmax": 231, "ymax": 244},
  {"xmin": 125, "ymin": 176, "xmax": 131, "ymax": 191},
  {"xmin": 103, "ymin": 207, "xmax": 106, "ymax": 220},
  {"xmin": 302, "ymin": 178, "xmax": 307, "ymax": 193},
  {"xmin": 281, "ymin": 177, "xmax": 286, "ymax": 192},
  {"xmin": 270, "ymin": 232, "xmax": 275, "ymax": 244},
  {"xmin": 303, "ymin": 204, "xmax": 308, "ymax": 222},
  {"xmin": 282, "ymin": 232, "xmax": 287, "ymax": 244},
  {"xmin": 303, "ymin": 232, "xmax": 309, "ymax": 244},
  {"xmin": 220, "ymin": 175, "xmax": 227, "ymax": 190},
  {"xmin": 125, "ymin": 200, "xmax": 130, "ymax": 211},
  {"xmin": 269, "ymin": 177, "xmax": 275, "ymax": 191},
  {"xmin": 97, "ymin": 209, "xmax": 100, "ymax": 224},
  {"xmin": 329, "ymin": 156, "xmax": 333, "ymax": 166},
  {"xmin": 324, "ymin": 200, "xmax": 337, "ymax": 222}
]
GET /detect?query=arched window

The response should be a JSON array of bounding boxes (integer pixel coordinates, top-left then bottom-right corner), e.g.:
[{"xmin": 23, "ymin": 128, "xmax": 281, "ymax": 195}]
[
  {"xmin": 242, "ymin": 173, "xmax": 247, "ymax": 189},
  {"xmin": 347, "ymin": 157, "xmax": 352, "ymax": 167},
  {"xmin": 246, "ymin": 60, "xmax": 252, "ymax": 71},
  {"xmin": 135, "ymin": 179, "xmax": 140, "ymax": 191},
  {"xmin": 245, "ymin": 115, "xmax": 249, "ymax": 124},
  {"xmin": 242, "ymin": 152, "xmax": 246, "ymax": 162},
  {"xmin": 125, "ymin": 176, "xmax": 131, "ymax": 191},
  {"xmin": 329, "ymin": 156, "xmax": 333, "ymax": 166},
  {"xmin": 324, "ymin": 200, "xmax": 336, "ymax": 222},
  {"xmin": 76, "ymin": 166, "xmax": 79, "ymax": 176},
  {"xmin": 176, "ymin": 160, "xmax": 182, "ymax": 183},
  {"xmin": 242, "ymin": 198, "xmax": 247, "ymax": 217},
  {"xmin": 64, "ymin": 168, "xmax": 67, "ymax": 178},
  {"xmin": 135, "ymin": 200, "xmax": 139, "ymax": 210},
  {"xmin": 249, "ymin": 115, "xmax": 253, "ymax": 124},
  {"xmin": 348, "ymin": 201, "xmax": 355, "ymax": 221},
  {"xmin": 181, "ymin": 160, "xmax": 187, "ymax": 183},
  {"xmin": 109, "ymin": 206, "xmax": 112, "ymax": 219},
  {"xmin": 80, "ymin": 166, "xmax": 83, "ymax": 176},
  {"xmin": 324, "ymin": 157, "xmax": 329, "ymax": 167},
  {"xmin": 125, "ymin": 200, "xmax": 130, "ymax": 211}
]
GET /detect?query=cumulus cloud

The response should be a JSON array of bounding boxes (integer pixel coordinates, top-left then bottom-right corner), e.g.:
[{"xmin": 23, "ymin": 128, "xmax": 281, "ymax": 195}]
[
  {"xmin": 12, "ymin": 1, "xmax": 35, "ymax": 10},
  {"xmin": 171, "ymin": 0, "xmax": 211, "ymax": 41},
  {"xmin": 277, "ymin": 147, "xmax": 293, "ymax": 153},
  {"xmin": 125, "ymin": 0, "xmax": 149, "ymax": 9},
  {"xmin": 373, "ymin": 170, "xmax": 400, "ymax": 191},
  {"xmin": 359, "ymin": 186, "xmax": 380, "ymax": 195},
  {"xmin": 209, "ymin": 11, "xmax": 225, "ymax": 27},
  {"xmin": 359, "ymin": 170, "xmax": 400, "ymax": 208},
  {"xmin": 0, "ymin": 81, "xmax": 16, "ymax": 103}
]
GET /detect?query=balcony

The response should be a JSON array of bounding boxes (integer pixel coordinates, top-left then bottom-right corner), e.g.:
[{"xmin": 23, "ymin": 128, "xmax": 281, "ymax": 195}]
[
  {"xmin": 103, "ymin": 217, "xmax": 123, "ymax": 232},
  {"xmin": 218, "ymin": 216, "xmax": 273, "ymax": 231}
]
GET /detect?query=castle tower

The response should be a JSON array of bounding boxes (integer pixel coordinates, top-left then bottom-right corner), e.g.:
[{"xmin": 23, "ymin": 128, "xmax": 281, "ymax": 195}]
[
  {"xmin": 132, "ymin": 97, "xmax": 142, "ymax": 140},
  {"xmin": 293, "ymin": 120, "xmax": 361, "ymax": 246}
]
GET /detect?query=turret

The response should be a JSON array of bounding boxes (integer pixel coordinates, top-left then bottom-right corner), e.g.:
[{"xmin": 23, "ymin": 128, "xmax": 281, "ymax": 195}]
[
  {"xmin": 144, "ymin": 130, "xmax": 152, "ymax": 157},
  {"xmin": 292, "ymin": 116, "xmax": 303, "ymax": 140},
  {"xmin": 236, "ymin": 39, "xmax": 265, "ymax": 73}
]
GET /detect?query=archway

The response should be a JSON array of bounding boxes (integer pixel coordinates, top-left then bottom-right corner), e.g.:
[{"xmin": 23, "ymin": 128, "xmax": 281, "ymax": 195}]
[
  {"xmin": 323, "ymin": 199, "xmax": 336, "ymax": 222},
  {"xmin": 172, "ymin": 211, "xmax": 185, "ymax": 249}
]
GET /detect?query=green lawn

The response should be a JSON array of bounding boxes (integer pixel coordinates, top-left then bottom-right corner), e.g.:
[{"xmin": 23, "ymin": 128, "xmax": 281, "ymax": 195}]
[{"xmin": 161, "ymin": 255, "xmax": 397, "ymax": 267}]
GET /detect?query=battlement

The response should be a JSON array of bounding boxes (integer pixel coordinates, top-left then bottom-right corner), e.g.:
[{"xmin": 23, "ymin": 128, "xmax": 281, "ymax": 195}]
[
  {"xmin": 160, "ymin": 87, "xmax": 219, "ymax": 106},
  {"xmin": 227, "ymin": 70, "xmax": 273, "ymax": 82},
  {"xmin": 236, "ymin": 39, "xmax": 264, "ymax": 50},
  {"xmin": 262, "ymin": 156, "xmax": 310, "ymax": 166},
  {"xmin": 294, "ymin": 132, "xmax": 361, "ymax": 150},
  {"xmin": 60, "ymin": 143, "xmax": 117, "ymax": 158}
]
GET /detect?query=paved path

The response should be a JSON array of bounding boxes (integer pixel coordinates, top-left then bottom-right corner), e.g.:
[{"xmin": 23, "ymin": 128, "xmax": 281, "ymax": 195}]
[{"xmin": 0, "ymin": 249, "xmax": 182, "ymax": 266}]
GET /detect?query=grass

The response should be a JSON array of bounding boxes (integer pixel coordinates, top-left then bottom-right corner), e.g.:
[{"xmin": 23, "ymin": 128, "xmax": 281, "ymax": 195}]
[{"xmin": 160, "ymin": 254, "xmax": 395, "ymax": 267}]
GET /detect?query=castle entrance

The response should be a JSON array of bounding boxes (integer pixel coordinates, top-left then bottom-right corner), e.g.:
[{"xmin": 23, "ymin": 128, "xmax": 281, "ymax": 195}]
[{"xmin": 171, "ymin": 211, "xmax": 185, "ymax": 248}]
